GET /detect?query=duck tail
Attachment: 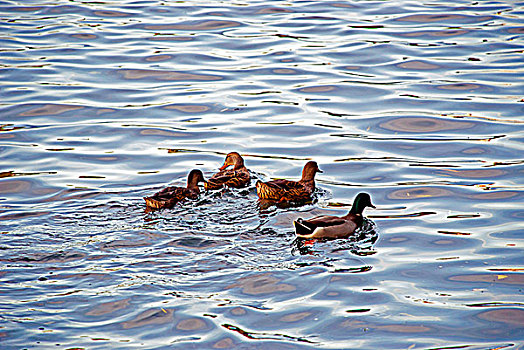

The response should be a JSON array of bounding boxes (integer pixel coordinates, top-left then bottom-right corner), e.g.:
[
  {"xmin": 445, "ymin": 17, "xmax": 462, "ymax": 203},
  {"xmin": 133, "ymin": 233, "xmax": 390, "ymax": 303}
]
[
  {"xmin": 293, "ymin": 218, "xmax": 315, "ymax": 236},
  {"xmin": 255, "ymin": 180, "xmax": 264, "ymax": 197},
  {"xmin": 144, "ymin": 197, "xmax": 159, "ymax": 209}
]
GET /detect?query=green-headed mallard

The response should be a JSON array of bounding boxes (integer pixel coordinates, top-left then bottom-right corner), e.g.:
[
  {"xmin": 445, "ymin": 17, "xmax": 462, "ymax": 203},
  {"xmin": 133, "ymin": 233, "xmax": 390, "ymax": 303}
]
[
  {"xmin": 144, "ymin": 169, "xmax": 205, "ymax": 209},
  {"xmin": 204, "ymin": 152, "xmax": 251, "ymax": 190},
  {"xmin": 294, "ymin": 192, "xmax": 375, "ymax": 239},
  {"xmin": 256, "ymin": 161, "xmax": 322, "ymax": 201}
]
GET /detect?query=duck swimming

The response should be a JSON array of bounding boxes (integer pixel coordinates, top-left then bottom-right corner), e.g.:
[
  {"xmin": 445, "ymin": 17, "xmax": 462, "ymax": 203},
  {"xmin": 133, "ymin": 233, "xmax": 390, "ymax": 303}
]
[
  {"xmin": 144, "ymin": 169, "xmax": 206, "ymax": 209},
  {"xmin": 204, "ymin": 152, "xmax": 251, "ymax": 190},
  {"xmin": 256, "ymin": 161, "xmax": 322, "ymax": 202},
  {"xmin": 294, "ymin": 192, "xmax": 375, "ymax": 239}
]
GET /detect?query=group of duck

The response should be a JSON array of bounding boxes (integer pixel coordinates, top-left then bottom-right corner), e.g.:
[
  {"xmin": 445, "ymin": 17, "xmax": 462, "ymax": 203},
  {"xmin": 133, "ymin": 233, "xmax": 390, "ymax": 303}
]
[{"xmin": 144, "ymin": 152, "xmax": 375, "ymax": 240}]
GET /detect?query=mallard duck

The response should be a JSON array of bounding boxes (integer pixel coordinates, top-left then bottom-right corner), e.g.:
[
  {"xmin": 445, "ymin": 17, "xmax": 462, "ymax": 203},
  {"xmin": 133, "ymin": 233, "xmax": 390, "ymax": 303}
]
[
  {"xmin": 294, "ymin": 192, "xmax": 375, "ymax": 239},
  {"xmin": 204, "ymin": 152, "xmax": 251, "ymax": 190},
  {"xmin": 256, "ymin": 161, "xmax": 322, "ymax": 201},
  {"xmin": 144, "ymin": 169, "xmax": 206, "ymax": 209}
]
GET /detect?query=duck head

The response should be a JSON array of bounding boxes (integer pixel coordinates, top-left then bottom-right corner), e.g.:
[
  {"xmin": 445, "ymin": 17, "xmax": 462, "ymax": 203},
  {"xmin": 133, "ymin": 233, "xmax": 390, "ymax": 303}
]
[
  {"xmin": 349, "ymin": 192, "xmax": 375, "ymax": 215},
  {"xmin": 219, "ymin": 152, "xmax": 245, "ymax": 170},
  {"xmin": 301, "ymin": 161, "xmax": 323, "ymax": 181},
  {"xmin": 187, "ymin": 169, "xmax": 206, "ymax": 188}
]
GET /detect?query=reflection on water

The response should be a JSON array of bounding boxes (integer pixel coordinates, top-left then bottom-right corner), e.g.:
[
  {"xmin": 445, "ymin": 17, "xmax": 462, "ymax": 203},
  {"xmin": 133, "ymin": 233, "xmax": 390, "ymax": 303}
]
[
  {"xmin": 1, "ymin": 0, "xmax": 523, "ymax": 349},
  {"xmin": 379, "ymin": 117, "xmax": 474, "ymax": 133}
]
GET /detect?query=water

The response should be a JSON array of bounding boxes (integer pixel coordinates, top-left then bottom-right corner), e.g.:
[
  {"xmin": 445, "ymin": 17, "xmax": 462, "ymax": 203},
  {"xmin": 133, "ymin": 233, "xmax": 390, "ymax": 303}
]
[{"xmin": 1, "ymin": 0, "xmax": 523, "ymax": 348}]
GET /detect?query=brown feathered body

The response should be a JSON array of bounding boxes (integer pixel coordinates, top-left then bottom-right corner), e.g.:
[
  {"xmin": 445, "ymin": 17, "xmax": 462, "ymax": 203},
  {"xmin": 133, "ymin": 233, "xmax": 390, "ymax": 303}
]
[
  {"xmin": 256, "ymin": 161, "xmax": 322, "ymax": 201},
  {"xmin": 205, "ymin": 152, "xmax": 250, "ymax": 190},
  {"xmin": 144, "ymin": 169, "xmax": 205, "ymax": 209}
]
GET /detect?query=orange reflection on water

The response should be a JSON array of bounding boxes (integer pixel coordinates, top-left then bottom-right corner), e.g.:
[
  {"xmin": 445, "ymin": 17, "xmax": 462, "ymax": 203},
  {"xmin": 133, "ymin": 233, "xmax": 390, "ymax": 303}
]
[
  {"xmin": 449, "ymin": 274, "xmax": 524, "ymax": 285},
  {"xmin": 86, "ymin": 298, "xmax": 131, "ymax": 316},
  {"xmin": 19, "ymin": 104, "xmax": 83, "ymax": 117},
  {"xmin": 226, "ymin": 273, "xmax": 296, "ymax": 295},
  {"xmin": 477, "ymin": 308, "xmax": 524, "ymax": 326},
  {"xmin": 396, "ymin": 60, "xmax": 440, "ymax": 70},
  {"xmin": 121, "ymin": 308, "xmax": 174, "ymax": 329},
  {"xmin": 388, "ymin": 187, "xmax": 454, "ymax": 200},
  {"xmin": 440, "ymin": 168, "xmax": 507, "ymax": 178},
  {"xmin": 380, "ymin": 117, "xmax": 474, "ymax": 133},
  {"xmin": 120, "ymin": 69, "xmax": 222, "ymax": 81},
  {"xmin": 163, "ymin": 104, "xmax": 210, "ymax": 113}
]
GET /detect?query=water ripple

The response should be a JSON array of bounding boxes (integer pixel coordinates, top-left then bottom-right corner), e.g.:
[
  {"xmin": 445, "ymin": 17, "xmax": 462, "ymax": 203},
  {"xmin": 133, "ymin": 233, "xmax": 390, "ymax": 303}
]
[{"xmin": 1, "ymin": 0, "xmax": 523, "ymax": 349}]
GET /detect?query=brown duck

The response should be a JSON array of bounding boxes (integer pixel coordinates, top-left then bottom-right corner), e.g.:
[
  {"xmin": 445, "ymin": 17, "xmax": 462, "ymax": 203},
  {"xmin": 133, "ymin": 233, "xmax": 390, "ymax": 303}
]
[
  {"xmin": 144, "ymin": 169, "xmax": 206, "ymax": 209},
  {"xmin": 294, "ymin": 192, "xmax": 375, "ymax": 239},
  {"xmin": 204, "ymin": 152, "xmax": 251, "ymax": 190},
  {"xmin": 256, "ymin": 161, "xmax": 322, "ymax": 201}
]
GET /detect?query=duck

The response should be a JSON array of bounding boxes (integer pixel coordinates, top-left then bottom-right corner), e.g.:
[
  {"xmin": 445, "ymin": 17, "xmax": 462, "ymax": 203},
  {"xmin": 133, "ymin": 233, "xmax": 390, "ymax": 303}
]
[
  {"xmin": 256, "ymin": 161, "xmax": 322, "ymax": 202},
  {"xmin": 293, "ymin": 192, "xmax": 375, "ymax": 239},
  {"xmin": 204, "ymin": 152, "xmax": 251, "ymax": 190},
  {"xmin": 144, "ymin": 169, "xmax": 206, "ymax": 209}
]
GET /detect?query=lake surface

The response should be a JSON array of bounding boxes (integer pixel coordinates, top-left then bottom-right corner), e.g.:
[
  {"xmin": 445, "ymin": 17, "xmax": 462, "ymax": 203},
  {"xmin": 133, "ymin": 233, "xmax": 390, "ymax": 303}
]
[{"xmin": 1, "ymin": 0, "xmax": 523, "ymax": 349}]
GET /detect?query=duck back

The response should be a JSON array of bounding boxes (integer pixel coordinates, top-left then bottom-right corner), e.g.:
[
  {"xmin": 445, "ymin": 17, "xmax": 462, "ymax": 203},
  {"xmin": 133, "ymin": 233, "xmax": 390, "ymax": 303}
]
[
  {"xmin": 205, "ymin": 168, "xmax": 250, "ymax": 190},
  {"xmin": 256, "ymin": 179, "xmax": 310, "ymax": 201},
  {"xmin": 144, "ymin": 186, "xmax": 199, "ymax": 209}
]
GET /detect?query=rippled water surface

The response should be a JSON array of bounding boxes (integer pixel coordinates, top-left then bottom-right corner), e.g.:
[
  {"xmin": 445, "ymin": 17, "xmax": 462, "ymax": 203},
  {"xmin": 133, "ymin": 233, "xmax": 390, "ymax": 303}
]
[{"xmin": 1, "ymin": 0, "xmax": 523, "ymax": 349}]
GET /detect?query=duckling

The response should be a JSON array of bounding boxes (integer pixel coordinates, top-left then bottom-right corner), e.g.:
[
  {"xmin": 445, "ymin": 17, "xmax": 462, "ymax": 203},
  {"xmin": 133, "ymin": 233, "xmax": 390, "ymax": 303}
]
[
  {"xmin": 204, "ymin": 152, "xmax": 251, "ymax": 190},
  {"xmin": 144, "ymin": 169, "xmax": 205, "ymax": 209},
  {"xmin": 294, "ymin": 192, "xmax": 375, "ymax": 239},
  {"xmin": 256, "ymin": 161, "xmax": 322, "ymax": 202}
]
